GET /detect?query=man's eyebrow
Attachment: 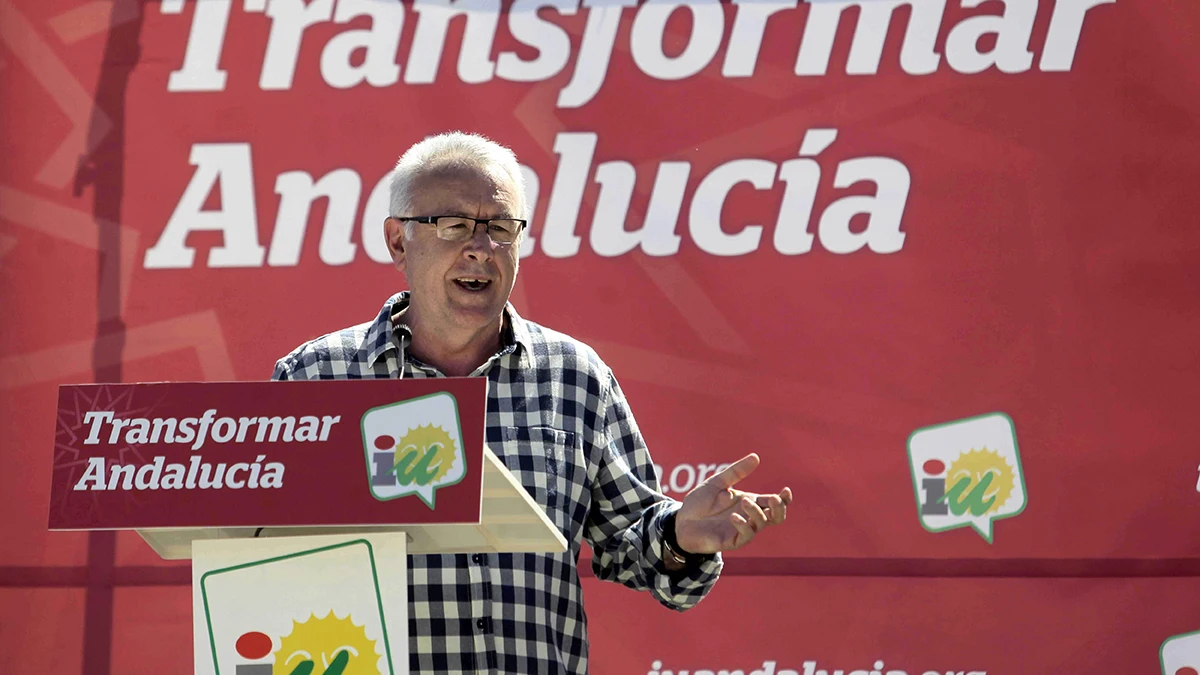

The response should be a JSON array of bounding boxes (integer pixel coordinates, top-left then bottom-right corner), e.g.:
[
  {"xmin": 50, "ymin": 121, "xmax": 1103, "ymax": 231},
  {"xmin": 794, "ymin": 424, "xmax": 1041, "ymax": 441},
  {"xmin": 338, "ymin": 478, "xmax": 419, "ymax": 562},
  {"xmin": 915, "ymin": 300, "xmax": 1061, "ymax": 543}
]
[
  {"xmin": 453, "ymin": 211, "xmax": 520, "ymax": 220},
  {"xmin": 419, "ymin": 204, "xmax": 517, "ymax": 219}
]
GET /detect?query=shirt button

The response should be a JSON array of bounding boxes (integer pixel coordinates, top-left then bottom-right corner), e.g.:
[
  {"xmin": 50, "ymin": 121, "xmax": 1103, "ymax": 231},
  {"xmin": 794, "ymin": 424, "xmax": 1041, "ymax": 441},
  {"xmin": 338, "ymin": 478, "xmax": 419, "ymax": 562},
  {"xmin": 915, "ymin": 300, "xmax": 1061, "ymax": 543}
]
[
  {"xmin": 476, "ymin": 618, "xmax": 488, "ymax": 631},
  {"xmin": 471, "ymin": 554, "xmax": 483, "ymax": 564}
]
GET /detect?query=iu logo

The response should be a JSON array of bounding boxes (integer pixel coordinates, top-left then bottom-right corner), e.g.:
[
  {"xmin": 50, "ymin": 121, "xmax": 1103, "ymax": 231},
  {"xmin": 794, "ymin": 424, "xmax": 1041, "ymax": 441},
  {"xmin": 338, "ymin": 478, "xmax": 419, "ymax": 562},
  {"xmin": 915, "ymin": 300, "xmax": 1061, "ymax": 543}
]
[
  {"xmin": 1163, "ymin": 630, "xmax": 1200, "ymax": 675},
  {"xmin": 907, "ymin": 412, "xmax": 1026, "ymax": 543},
  {"xmin": 360, "ymin": 392, "xmax": 466, "ymax": 508}
]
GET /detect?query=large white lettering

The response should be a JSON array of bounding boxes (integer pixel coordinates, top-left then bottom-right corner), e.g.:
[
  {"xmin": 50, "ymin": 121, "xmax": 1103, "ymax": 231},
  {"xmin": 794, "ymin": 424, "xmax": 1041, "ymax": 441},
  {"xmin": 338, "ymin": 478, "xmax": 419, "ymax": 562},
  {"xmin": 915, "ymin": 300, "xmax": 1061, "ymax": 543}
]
[
  {"xmin": 270, "ymin": 169, "xmax": 362, "ymax": 266},
  {"xmin": 590, "ymin": 161, "xmax": 689, "ymax": 257},
  {"xmin": 795, "ymin": 0, "xmax": 944, "ymax": 76},
  {"xmin": 1040, "ymin": 0, "xmax": 1117, "ymax": 71},
  {"xmin": 557, "ymin": 0, "xmax": 638, "ymax": 108},
  {"xmin": 144, "ymin": 144, "xmax": 265, "ymax": 269},
  {"xmin": 539, "ymin": 132, "xmax": 597, "ymax": 259},
  {"xmin": 149, "ymin": 129, "xmax": 915, "ymax": 268},
  {"xmin": 261, "ymin": 0, "xmax": 336, "ymax": 90},
  {"xmin": 497, "ymin": 0, "xmax": 577, "ymax": 82},
  {"xmin": 689, "ymin": 158, "xmax": 776, "ymax": 257},
  {"xmin": 723, "ymin": 0, "xmax": 797, "ymax": 78},
  {"xmin": 321, "ymin": 0, "xmax": 405, "ymax": 88},
  {"xmin": 944, "ymin": 0, "xmax": 1037, "ymax": 75},
  {"xmin": 160, "ymin": 0, "xmax": 1113, "ymax": 104},
  {"xmin": 165, "ymin": 0, "xmax": 233, "ymax": 91},
  {"xmin": 629, "ymin": 0, "xmax": 724, "ymax": 81},
  {"xmin": 406, "ymin": 0, "xmax": 500, "ymax": 85}
]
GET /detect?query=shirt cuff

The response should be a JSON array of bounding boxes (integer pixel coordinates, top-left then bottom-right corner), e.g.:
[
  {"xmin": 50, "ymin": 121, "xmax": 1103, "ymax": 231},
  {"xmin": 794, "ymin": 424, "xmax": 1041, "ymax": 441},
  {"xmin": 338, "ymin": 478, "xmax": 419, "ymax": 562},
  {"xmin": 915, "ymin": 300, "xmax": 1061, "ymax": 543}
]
[{"xmin": 649, "ymin": 505, "xmax": 721, "ymax": 578}]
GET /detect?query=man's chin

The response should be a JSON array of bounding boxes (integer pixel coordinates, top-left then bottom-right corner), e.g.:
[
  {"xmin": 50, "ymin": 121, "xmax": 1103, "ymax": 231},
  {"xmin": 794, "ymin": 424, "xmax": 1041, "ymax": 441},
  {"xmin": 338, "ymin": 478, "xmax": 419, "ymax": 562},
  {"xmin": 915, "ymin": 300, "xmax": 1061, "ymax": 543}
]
[{"xmin": 447, "ymin": 293, "xmax": 503, "ymax": 321}]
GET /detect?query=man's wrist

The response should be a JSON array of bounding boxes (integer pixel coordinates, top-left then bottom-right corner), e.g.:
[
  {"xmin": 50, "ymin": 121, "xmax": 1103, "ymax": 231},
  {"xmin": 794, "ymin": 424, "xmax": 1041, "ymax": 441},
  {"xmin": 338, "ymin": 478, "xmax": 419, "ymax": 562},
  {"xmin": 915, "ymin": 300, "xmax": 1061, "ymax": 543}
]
[{"xmin": 661, "ymin": 510, "xmax": 692, "ymax": 567}]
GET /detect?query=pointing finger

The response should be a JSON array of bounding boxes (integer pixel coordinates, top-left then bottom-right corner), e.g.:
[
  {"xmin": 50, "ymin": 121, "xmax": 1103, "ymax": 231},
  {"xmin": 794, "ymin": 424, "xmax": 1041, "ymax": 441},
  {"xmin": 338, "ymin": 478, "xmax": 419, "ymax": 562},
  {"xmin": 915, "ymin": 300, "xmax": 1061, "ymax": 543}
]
[{"xmin": 710, "ymin": 454, "xmax": 760, "ymax": 489}]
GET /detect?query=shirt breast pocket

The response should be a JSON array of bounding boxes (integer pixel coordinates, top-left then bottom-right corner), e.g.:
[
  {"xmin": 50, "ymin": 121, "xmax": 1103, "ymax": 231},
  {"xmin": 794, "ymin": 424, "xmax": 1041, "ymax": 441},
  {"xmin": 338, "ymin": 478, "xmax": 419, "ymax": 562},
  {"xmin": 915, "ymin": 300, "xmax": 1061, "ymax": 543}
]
[{"xmin": 497, "ymin": 425, "xmax": 578, "ymax": 531}]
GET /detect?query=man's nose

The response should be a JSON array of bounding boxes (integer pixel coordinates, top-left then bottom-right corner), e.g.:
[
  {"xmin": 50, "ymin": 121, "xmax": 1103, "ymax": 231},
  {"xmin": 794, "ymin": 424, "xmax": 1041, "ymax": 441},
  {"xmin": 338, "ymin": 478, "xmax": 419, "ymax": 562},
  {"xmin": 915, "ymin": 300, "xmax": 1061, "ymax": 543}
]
[{"xmin": 463, "ymin": 223, "xmax": 495, "ymax": 259}]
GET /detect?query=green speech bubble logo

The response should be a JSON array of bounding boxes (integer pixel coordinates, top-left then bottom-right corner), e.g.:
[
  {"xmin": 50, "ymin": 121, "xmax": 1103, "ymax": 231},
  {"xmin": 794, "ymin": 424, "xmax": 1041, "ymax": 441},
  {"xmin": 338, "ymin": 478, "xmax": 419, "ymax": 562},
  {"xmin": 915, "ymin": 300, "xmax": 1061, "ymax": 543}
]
[
  {"xmin": 1161, "ymin": 629, "xmax": 1200, "ymax": 675},
  {"xmin": 361, "ymin": 392, "xmax": 466, "ymax": 509},
  {"xmin": 907, "ymin": 412, "xmax": 1026, "ymax": 544}
]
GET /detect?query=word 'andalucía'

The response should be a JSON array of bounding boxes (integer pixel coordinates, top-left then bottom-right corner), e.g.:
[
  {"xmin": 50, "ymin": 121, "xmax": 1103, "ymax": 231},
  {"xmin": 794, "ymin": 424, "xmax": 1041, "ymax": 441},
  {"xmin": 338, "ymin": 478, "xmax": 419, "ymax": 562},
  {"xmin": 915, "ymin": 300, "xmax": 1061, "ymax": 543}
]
[
  {"xmin": 144, "ymin": 129, "xmax": 912, "ymax": 268},
  {"xmin": 73, "ymin": 454, "xmax": 285, "ymax": 492}
]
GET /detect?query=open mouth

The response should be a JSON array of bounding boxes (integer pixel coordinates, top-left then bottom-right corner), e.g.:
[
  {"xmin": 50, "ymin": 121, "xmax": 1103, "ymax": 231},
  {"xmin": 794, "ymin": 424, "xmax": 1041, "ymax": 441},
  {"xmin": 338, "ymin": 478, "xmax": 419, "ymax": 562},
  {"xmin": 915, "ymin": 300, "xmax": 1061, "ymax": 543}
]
[{"xmin": 454, "ymin": 277, "xmax": 491, "ymax": 292}]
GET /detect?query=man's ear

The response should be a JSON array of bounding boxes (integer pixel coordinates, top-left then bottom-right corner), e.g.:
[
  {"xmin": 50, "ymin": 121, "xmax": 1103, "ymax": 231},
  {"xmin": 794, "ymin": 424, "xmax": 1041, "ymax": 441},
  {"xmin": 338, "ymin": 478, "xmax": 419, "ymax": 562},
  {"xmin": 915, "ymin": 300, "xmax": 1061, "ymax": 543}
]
[{"xmin": 384, "ymin": 217, "xmax": 407, "ymax": 272}]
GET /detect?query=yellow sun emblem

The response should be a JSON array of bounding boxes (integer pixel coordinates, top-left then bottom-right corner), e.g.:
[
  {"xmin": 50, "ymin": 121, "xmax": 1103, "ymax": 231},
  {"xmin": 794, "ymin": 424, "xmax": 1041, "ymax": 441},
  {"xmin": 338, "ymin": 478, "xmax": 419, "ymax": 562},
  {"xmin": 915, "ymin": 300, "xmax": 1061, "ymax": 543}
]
[
  {"xmin": 273, "ymin": 612, "xmax": 381, "ymax": 675},
  {"xmin": 393, "ymin": 424, "xmax": 457, "ymax": 485},
  {"xmin": 944, "ymin": 448, "xmax": 1015, "ymax": 516}
]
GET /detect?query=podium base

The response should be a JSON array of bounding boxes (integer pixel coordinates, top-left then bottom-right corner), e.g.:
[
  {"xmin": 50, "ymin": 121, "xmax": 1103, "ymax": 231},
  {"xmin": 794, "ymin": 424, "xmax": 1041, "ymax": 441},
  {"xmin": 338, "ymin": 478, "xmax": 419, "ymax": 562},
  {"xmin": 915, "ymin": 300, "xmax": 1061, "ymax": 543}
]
[{"xmin": 192, "ymin": 532, "xmax": 409, "ymax": 675}]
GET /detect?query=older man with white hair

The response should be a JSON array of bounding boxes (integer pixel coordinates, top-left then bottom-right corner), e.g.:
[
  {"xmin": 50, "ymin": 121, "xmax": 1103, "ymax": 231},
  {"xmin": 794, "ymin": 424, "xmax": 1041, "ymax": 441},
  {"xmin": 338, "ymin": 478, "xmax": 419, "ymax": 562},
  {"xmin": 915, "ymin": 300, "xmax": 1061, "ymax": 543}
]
[{"xmin": 273, "ymin": 131, "xmax": 792, "ymax": 674}]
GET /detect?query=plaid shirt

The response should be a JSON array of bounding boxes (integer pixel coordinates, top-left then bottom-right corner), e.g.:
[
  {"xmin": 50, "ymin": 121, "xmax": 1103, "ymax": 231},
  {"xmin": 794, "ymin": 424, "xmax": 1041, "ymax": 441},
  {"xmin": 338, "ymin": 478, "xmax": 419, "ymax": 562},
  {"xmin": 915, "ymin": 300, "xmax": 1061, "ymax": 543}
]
[{"xmin": 271, "ymin": 292, "xmax": 723, "ymax": 674}]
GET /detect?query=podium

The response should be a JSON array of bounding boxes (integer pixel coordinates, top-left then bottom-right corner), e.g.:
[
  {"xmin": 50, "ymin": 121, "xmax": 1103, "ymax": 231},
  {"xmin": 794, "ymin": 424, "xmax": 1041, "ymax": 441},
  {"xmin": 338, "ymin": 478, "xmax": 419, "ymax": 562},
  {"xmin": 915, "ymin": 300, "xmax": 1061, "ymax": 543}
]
[{"xmin": 49, "ymin": 378, "xmax": 567, "ymax": 675}]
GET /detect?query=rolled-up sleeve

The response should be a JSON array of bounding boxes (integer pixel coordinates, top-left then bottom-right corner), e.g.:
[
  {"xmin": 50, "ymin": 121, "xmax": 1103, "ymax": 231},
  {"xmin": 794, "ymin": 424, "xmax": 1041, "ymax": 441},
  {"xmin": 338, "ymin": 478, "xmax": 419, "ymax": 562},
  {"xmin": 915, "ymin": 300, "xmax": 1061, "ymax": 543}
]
[{"xmin": 584, "ymin": 370, "xmax": 722, "ymax": 611}]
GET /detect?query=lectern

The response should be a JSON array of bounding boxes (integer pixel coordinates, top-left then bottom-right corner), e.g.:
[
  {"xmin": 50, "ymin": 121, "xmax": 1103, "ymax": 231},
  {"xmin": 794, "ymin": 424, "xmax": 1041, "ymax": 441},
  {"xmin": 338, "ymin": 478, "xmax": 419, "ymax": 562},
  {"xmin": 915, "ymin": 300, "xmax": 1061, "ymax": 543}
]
[{"xmin": 49, "ymin": 378, "xmax": 567, "ymax": 675}]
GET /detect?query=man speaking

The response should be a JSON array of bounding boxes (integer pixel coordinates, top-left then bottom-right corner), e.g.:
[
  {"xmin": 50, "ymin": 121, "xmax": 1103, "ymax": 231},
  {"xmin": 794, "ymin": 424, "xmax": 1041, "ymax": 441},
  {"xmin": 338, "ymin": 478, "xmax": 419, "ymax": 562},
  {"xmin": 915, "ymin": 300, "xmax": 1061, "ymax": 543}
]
[{"xmin": 272, "ymin": 131, "xmax": 792, "ymax": 674}]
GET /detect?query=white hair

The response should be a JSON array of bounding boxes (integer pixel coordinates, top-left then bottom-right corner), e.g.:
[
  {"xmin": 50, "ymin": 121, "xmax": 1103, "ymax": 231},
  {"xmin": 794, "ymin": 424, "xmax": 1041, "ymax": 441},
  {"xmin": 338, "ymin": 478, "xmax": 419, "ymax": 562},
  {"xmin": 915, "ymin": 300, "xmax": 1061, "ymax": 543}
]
[{"xmin": 388, "ymin": 131, "xmax": 527, "ymax": 228}]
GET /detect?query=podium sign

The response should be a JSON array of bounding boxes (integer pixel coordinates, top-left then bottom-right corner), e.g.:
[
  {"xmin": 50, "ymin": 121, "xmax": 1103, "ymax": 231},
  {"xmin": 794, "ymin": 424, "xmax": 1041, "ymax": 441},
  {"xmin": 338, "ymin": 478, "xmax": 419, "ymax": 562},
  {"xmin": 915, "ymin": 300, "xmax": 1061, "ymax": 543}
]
[
  {"xmin": 48, "ymin": 379, "xmax": 488, "ymax": 530},
  {"xmin": 48, "ymin": 377, "xmax": 567, "ymax": 675}
]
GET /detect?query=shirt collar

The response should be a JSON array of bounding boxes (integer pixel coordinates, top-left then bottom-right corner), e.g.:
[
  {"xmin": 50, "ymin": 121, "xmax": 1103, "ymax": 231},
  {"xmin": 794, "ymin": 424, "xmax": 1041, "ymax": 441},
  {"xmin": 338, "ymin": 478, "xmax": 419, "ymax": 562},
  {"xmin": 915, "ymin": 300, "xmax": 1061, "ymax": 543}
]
[{"xmin": 363, "ymin": 291, "xmax": 532, "ymax": 369}]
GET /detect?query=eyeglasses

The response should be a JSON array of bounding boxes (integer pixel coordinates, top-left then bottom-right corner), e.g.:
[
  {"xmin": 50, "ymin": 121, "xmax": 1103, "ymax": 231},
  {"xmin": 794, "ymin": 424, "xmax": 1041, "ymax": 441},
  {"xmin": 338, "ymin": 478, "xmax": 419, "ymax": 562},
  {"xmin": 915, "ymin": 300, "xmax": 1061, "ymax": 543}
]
[{"xmin": 401, "ymin": 216, "xmax": 526, "ymax": 246}]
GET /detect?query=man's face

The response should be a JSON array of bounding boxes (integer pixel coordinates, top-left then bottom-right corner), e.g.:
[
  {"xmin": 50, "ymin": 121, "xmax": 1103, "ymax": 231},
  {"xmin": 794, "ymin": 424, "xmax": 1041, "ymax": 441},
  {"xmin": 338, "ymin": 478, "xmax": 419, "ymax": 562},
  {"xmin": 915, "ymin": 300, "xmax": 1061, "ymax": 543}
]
[{"xmin": 385, "ymin": 163, "xmax": 522, "ymax": 334}]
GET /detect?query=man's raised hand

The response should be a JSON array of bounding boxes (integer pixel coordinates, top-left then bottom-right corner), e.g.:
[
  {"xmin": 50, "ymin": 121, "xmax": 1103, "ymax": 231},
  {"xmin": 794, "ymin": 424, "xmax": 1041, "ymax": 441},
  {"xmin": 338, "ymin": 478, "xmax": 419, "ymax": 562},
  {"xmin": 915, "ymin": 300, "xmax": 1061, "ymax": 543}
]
[{"xmin": 673, "ymin": 453, "xmax": 793, "ymax": 554}]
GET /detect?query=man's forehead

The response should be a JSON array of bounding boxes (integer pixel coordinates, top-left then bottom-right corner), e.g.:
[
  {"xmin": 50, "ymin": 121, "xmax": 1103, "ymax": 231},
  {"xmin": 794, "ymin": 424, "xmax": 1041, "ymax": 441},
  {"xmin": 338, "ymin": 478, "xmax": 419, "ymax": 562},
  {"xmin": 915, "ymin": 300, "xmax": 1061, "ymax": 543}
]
[{"xmin": 410, "ymin": 164, "xmax": 519, "ymax": 215}]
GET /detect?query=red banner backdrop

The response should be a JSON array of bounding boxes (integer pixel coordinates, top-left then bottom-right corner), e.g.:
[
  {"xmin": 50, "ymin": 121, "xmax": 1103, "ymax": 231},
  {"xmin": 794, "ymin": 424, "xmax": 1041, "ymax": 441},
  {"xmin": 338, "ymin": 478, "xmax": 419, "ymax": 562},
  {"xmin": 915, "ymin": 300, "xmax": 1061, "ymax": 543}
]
[{"xmin": 3, "ymin": 0, "xmax": 1200, "ymax": 673}]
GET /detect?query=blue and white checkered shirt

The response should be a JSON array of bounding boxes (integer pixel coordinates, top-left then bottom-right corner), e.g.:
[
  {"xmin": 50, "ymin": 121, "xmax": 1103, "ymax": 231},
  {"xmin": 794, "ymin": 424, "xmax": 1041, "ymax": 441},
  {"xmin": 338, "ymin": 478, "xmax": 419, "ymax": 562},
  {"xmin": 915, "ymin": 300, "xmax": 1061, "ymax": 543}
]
[{"xmin": 271, "ymin": 292, "xmax": 723, "ymax": 674}]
